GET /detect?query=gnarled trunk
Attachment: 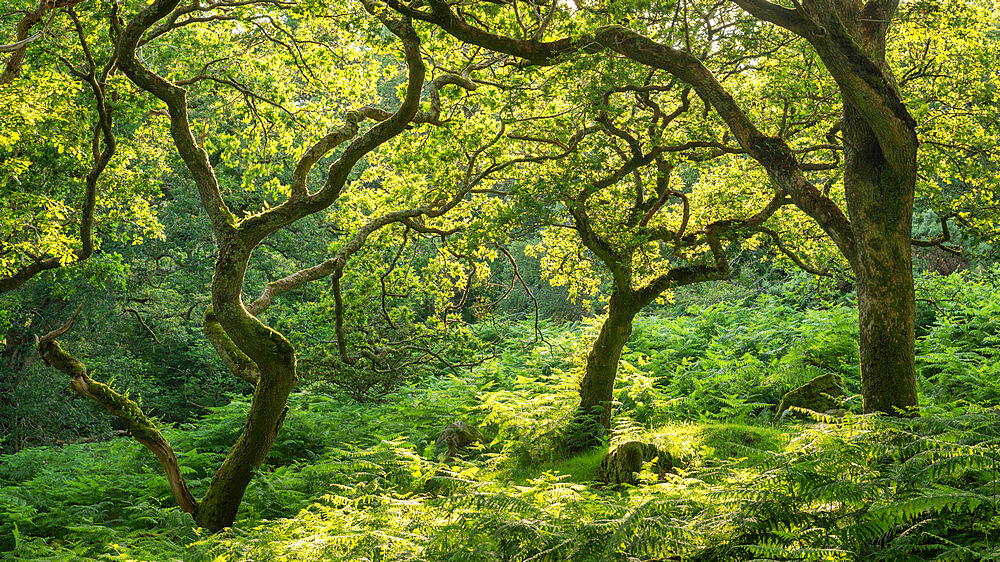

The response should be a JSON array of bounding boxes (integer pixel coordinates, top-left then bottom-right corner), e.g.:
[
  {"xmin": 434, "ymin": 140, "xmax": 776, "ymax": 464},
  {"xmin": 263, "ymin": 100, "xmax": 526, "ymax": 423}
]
[
  {"xmin": 194, "ymin": 360, "xmax": 294, "ymax": 530},
  {"xmin": 565, "ymin": 291, "xmax": 638, "ymax": 452},
  {"xmin": 193, "ymin": 239, "xmax": 298, "ymax": 531}
]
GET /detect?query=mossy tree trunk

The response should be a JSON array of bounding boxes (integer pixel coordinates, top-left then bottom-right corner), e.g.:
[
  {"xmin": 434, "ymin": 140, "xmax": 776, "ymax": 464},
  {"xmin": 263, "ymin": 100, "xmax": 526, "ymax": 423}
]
[
  {"xmin": 842, "ymin": 102, "xmax": 918, "ymax": 414},
  {"xmin": 191, "ymin": 237, "xmax": 298, "ymax": 530},
  {"xmin": 565, "ymin": 291, "xmax": 639, "ymax": 450},
  {"xmin": 28, "ymin": 0, "xmax": 475, "ymax": 531},
  {"xmin": 37, "ymin": 307, "xmax": 199, "ymax": 516},
  {"xmin": 400, "ymin": 0, "xmax": 923, "ymax": 417},
  {"xmin": 49, "ymin": 0, "xmax": 441, "ymax": 532},
  {"xmin": 563, "ymin": 203, "xmax": 764, "ymax": 452},
  {"xmin": 112, "ymin": 0, "xmax": 430, "ymax": 530},
  {"xmin": 728, "ymin": 0, "xmax": 919, "ymax": 413}
]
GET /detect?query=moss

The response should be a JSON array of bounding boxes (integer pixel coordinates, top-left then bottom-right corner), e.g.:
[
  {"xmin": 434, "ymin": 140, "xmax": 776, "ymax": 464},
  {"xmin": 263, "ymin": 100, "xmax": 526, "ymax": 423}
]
[
  {"xmin": 82, "ymin": 376, "xmax": 165, "ymax": 444},
  {"xmin": 40, "ymin": 338, "xmax": 166, "ymax": 446},
  {"xmin": 550, "ymin": 448, "xmax": 607, "ymax": 482},
  {"xmin": 434, "ymin": 421, "xmax": 483, "ymax": 458},
  {"xmin": 825, "ymin": 17, "xmax": 917, "ymax": 131},
  {"xmin": 647, "ymin": 423, "xmax": 787, "ymax": 467},
  {"xmin": 751, "ymin": 134, "xmax": 798, "ymax": 169},
  {"xmin": 202, "ymin": 306, "xmax": 225, "ymax": 340},
  {"xmin": 265, "ymin": 327, "xmax": 296, "ymax": 368},
  {"xmin": 38, "ymin": 341, "xmax": 86, "ymax": 378},
  {"xmin": 777, "ymin": 373, "xmax": 846, "ymax": 419},
  {"xmin": 595, "ymin": 441, "xmax": 672, "ymax": 486},
  {"xmin": 508, "ymin": 447, "xmax": 609, "ymax": 485},
  {"xmin": 698, "ymin": 424, "xmax": 785, "ymax": 463}
]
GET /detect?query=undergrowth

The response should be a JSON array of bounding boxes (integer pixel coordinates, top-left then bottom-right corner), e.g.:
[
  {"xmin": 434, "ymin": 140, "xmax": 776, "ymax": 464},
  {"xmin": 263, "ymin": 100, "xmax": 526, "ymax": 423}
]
[{"xmin": 3, "ymin": 271, "xmax": 1000, "ymax": 560}]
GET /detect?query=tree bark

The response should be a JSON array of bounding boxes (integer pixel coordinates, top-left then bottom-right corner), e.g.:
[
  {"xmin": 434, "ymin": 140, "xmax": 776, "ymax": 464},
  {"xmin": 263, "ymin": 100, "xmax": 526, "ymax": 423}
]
[
  {"xmin": 822, "ymin": 0, "xmax": 920, "ymax": 414},
  {"xmin": 842, "ymin": 102, "xmax": 918, "ymax": 414},
  {"xmin": 191, "ymin": 234, "xmax": 298, "ymax": 531},
  {"xmin": 111, "ymin": 0, "xmax": 432, "ymax": 531},
  {"xmin": 37, "ymin": 313, "xmax": 199, "ymax": 517},
  {"xmin": 565, "ymin": 291, "xmax": 638, "ymax": 452}
]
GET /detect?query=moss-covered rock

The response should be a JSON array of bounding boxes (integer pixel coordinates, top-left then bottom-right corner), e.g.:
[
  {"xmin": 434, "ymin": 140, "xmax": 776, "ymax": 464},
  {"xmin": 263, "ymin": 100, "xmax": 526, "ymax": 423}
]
[
  {"xmin": 777, "ymin": 373, "xmax": 845, "ymax": 419},
  {"xmin": 434, "ymin": 421, "xmax": 483, "ymax": 458},
  {"xmin": 594, "ymin": 441, "xmax": 672, "ymax": 486}
]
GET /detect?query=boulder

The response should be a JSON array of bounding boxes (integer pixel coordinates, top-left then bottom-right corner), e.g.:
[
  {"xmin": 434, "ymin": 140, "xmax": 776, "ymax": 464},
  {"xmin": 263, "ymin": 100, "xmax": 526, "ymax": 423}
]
[
  {"xmin": 595, "ymin": 441, "xmax": 672, "ymax": 486},
  {"xmin": 777, "ymin": 373, "xmax": 845, "ymax": 419},
  {"xmin": 434, "ymin": 421, "xmax": 483, "ymax": 458}
]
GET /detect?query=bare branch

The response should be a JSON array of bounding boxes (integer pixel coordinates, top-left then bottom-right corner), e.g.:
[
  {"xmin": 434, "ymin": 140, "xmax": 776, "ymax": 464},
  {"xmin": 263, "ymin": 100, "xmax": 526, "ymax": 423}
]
[{"xmin": 38, "ymin": 301, "xmax": 84, "ymax": 345}]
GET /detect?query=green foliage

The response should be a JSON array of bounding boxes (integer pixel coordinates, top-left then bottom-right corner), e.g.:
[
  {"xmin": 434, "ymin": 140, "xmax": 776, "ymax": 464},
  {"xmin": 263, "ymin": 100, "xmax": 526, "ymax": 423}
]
[
  {"xmin": 915, "ymin": 268, "xmax": 1000, "ymax": 410},
  {"xmin": 616, "ymin": 296, "xmax": 861, "ymax": 424},
  {"xmin": 4, "ymin": 265, "xmax": 1000, "ymax": 561},
  {"xmin": 8, "ymin": 397, "xmax": 997, "ymax": 560},
  {"xmin": 3, "ymin": 0, "xmax": 998, "ymax": 556}
]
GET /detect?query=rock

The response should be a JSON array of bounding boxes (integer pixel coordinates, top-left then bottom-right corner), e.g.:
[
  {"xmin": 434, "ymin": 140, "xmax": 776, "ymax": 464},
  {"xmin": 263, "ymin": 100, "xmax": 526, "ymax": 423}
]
[
  {"xmin": 434, "ymin": 421, "xmax": 483, "ymax": 458},
  {"xmin": 595, "ymin": 441, "xmax": 672, "ymax": 486},
  {"xmin": 914, "ymin": 244, "xmax": 968, "ymax": 276},
  {"xmin": 777, "ymin": 373, "xmax": 845, "ymax": 419}
]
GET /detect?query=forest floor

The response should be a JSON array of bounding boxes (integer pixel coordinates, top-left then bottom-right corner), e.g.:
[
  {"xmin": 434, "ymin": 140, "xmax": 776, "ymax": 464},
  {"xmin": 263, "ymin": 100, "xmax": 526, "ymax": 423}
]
[{"xmin": 3, "ymin": 279, "xmax": 1000, "ymax": 561}]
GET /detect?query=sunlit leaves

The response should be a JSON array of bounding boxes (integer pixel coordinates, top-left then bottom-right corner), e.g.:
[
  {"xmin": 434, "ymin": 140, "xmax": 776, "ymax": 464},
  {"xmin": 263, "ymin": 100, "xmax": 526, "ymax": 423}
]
[
  {"xmin": 528, "ymin": 226, "xmax": 605, "ymax": 309},
  {"xmin": 0, "ymin": 2, "xmax": 171, "ymax": 278},
  {"xmin": 892, "ymin": 0, "xmax": 1000, "ymax": 246}
]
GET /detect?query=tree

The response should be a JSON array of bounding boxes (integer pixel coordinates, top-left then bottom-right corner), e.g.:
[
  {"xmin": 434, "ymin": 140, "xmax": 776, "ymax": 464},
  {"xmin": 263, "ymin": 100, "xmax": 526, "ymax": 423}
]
[
  {"xmin": 387, "ymin": 0, "xmax": 997, "ymax": 417},
  {"xmin": 24, "ymin": 0, "xmax": 486, "ymax": 530},
  {"xmin": 474, "ymin": 63, "xmax": 834, "ymax": 447}
]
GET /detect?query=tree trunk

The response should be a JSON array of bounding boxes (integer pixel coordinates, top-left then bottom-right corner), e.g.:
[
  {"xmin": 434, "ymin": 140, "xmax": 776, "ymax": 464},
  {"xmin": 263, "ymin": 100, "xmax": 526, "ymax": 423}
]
[
  {"xmin": 842, "ymin": 102, "xmax": 919, "ymax": 415},
  {"xmin": 193, "ymin": 362, "xmax": 293, "ymax": 530},
  {"xmin": 855, "ymin": 262, "xmax": 917, "ymax": 414},
  {"xmin": 564, "ymin": 291, "xmax": 637, "ymax": 452},
  {"xmin": 193, "ymin": 241, "xmax": 298, "ymax": 531}
]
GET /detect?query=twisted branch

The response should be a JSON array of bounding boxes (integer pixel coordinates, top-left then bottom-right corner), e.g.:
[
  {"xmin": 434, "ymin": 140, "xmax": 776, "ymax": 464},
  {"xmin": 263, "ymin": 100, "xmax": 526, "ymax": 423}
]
[{"xmin": 37, "ymin": 303, "xmax": 199, "ymax": 516}]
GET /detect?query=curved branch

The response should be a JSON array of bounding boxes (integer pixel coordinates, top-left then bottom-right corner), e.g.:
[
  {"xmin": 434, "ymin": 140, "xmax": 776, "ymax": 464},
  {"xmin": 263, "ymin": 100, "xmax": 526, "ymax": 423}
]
[
  {"xmin": 633, "ymin": 192, "xmax": 791, "ymax": 305},
  {"xmin": 0, "ymin": 12, "xmax": 116, "ymax": 294},
  {"xmin": 203, "ymin": 307, "xmax": 260, "ymax": 385},
  {"xmin": 495, "ymin": 243, "xmax": 542, "ymax": 341},
  {"xmin": 634, "ymin": 218, "xmax": 732, "ymax": 307},
  {"xmin": 37, "ymin": 306, "xmax": 198, "ymax": 516},
  {"xmin": 728, "ymin": 0, "xmax": 811, "ymax": 36},
  {"xmin": 0, "ymin": 31, "xmax": 42, "ymax": 53},
  {"xmin": 287, "ymin": 73, "xmax": 476, "ymax": 199},
  {"xmin": 124, "ymin": 307, "xmax": 161, "ymax": 343},
  {"xmin": 244, "ymin": 196, "xmax": 468, "ymax": 317},
  {"xmin": 1, "ymin": 0, "xmax": 80, "ymax": 84},
  {"xmin": 388, "ymin": 1, "xmax": 858, "ymax": 259},
  {"xmin": 38, "ymin": 302, "xmax": 84, "ymax": 344},
  {"xmin": 115, "ymin": 0, "xmax": 237, "ymax": 237},
  {"xmin": 911, "ymin": 213, "xmax": 963, "ymax": 256},
  {"xmin": 753, "ymin": 226, "xmax": 833, "ymax": 277},
  {"xmin": 733, "ymin": 0, "xmax": 916, "ymax": 175}
]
